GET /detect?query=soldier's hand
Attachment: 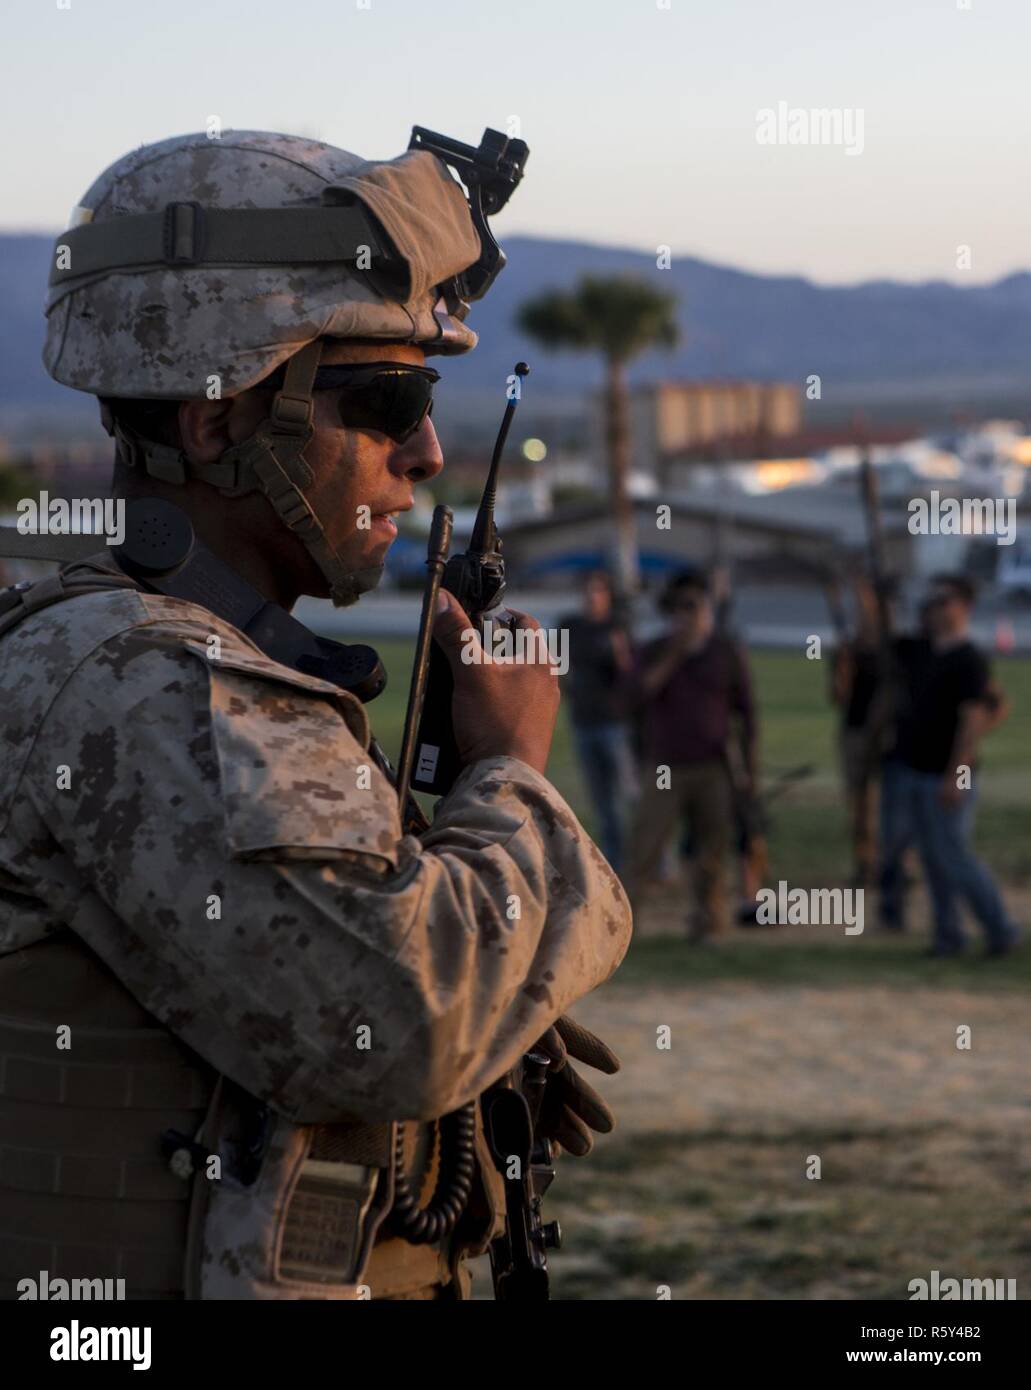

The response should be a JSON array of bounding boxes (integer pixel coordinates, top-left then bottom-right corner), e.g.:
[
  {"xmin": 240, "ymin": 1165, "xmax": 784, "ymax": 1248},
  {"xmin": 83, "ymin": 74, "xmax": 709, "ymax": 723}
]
[
  {"xmin": 533, "ymin": 1015, "xmax": 621, "ymax": 1158},
  {"xmin": 433, "ymin": 590, "xmax": 560, "ymax": 775}
]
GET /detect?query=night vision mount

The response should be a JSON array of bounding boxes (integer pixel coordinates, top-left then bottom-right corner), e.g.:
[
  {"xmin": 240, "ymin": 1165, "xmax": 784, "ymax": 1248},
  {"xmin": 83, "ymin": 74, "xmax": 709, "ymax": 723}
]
[{"xmin": 409, "ymin": 125, "xmax": 529, "ymax": 301}]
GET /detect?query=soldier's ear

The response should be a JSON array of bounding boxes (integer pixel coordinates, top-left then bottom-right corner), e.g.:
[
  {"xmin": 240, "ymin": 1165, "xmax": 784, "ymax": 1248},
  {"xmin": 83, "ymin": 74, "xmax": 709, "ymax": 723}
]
[{"xmin": 177, "ymin": 398, "xmax": 236, "ymax": 464}]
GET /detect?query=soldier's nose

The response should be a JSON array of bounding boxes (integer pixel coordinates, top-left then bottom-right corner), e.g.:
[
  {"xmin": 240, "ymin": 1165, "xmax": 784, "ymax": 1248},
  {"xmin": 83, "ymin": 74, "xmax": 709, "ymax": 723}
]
[{"xmin": 394, "ymin": 416, "xmax": 443, "ymax": 484}]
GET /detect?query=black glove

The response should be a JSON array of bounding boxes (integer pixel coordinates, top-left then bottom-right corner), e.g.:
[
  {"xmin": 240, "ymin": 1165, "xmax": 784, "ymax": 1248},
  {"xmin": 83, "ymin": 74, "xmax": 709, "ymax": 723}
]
[{"xmin": 533, "ymin": 1015, "xmax": 621, "ymax": 1157}]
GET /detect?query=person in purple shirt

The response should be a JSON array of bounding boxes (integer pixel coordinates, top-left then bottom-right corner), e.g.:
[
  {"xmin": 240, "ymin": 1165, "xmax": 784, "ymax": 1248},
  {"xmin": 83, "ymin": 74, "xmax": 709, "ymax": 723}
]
[{"xmin": 626, "ymin": 567, "xmax": 758, "ymax": 942}]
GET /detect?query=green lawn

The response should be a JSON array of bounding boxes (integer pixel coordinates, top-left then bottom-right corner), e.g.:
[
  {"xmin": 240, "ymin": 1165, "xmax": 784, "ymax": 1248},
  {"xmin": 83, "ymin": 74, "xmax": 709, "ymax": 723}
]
[
  {"xmin": 615, "ymin": 930, "xmax": 1031, "ymax": 989},
  {"xmin": 364, "ymin": 640, "xmax": 1031, "ymax": 890}
]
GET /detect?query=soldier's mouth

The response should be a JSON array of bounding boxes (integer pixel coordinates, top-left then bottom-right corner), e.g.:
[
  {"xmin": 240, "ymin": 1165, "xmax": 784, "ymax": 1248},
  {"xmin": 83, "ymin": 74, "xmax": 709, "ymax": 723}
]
[{"xmin": 368, "ymin": 501, "xmax": 412, "ymax": 537}]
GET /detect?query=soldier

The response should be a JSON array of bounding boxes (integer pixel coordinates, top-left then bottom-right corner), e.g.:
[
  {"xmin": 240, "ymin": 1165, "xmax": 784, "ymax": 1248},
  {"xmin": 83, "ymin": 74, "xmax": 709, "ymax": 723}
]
[{"xmin": 0, "ymin": 130, "xmax": 632, "ymax": 1300}]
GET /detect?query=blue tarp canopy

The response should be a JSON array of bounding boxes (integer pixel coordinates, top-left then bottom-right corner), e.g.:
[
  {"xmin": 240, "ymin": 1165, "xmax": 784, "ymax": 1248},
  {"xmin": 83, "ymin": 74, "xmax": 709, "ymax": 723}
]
[{"xmin": 521, "ymin": 550, "xmax": 692, "ymax": 582}]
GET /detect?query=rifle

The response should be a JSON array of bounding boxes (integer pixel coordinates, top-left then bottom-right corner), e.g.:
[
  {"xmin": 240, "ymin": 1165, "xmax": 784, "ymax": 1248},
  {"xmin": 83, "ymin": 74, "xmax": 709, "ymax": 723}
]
[
  {"xmin": 396, "ymin": 362, "xmax": 559, "ymax": 1300},
  {"xmin": 822, "ymin": 567, "xmax": 850, "ymax": 644},
  {"xmin": 855, "ymin": 428, "xmax": 899, "ymax": 754},
  {"xmin": 857, "ymin": 432, "xmax": 893, "ymax": 645}
]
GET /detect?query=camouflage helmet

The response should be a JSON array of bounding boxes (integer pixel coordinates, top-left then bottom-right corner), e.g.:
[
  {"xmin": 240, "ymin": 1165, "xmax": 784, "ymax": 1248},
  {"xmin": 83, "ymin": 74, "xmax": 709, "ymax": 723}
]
[
  {"xmin": 43, "ymin": 129, "xmax": 491, "ymax": 397},
  {"xmin": 42, "ymin": 127, "xmax": 525, "ymax": 605}
]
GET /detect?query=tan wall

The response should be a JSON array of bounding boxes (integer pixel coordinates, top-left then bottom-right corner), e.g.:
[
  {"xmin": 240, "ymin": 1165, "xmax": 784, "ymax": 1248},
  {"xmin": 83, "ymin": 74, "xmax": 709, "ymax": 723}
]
[
  {"xmin": 652, "ymin": 382, "xmax": 801, "ymax": 453},
  {"xmin": 762, "ymin": 383, "xmax": 802, "ymax": 437}
]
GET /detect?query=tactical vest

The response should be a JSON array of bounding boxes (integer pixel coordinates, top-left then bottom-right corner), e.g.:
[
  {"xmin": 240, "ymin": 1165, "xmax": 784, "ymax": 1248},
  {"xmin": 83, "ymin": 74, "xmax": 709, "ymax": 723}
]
[{"xmin": 0, "ymin": 563, "xmax": 501, "ymax": 1299}]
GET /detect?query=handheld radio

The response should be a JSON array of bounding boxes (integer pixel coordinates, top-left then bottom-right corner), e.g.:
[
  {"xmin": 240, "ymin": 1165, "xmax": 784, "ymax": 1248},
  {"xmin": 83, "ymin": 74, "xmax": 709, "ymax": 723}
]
[{"xmin": 408, "ymin": 362, "xmax": 529, "ymax": 796}]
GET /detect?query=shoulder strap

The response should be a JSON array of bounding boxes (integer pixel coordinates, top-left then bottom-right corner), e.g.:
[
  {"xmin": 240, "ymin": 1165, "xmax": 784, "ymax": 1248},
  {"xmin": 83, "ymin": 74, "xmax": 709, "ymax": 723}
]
[
  {"xmin": 0, "ymin": 528, "xmax": 101, "ymax": 564},
  {"xmin": 0, "ymin": 561, "xmax": 140, "ymax": 644}
]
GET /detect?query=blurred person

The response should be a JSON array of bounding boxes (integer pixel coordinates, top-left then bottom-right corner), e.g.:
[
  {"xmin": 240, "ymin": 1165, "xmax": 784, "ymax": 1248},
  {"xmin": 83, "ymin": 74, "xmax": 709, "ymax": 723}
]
[
  {"xmin": 687, "ymin": 561, "xmax": 768, "ymax": 925},
  {"xmin": 878, "ymin": 574, "xmax": 1018, "ymax": 957},
  {"xmin": 626, "ymin": 567, "xmax": 758, "ymax": 942},
  {"xmin": 558, "ymin": 569, "xmax": 637, "ymax": 874},
  {"xmin": 830, "ymin": 574, "xmax": 887, "ymax": 888}
]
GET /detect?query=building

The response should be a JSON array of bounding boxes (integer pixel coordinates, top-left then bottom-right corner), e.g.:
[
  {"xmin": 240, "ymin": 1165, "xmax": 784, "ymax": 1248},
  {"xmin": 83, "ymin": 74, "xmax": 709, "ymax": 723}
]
[{"xmin": 622, "ymin": 379, "xmax": 803, "ymax": 485}]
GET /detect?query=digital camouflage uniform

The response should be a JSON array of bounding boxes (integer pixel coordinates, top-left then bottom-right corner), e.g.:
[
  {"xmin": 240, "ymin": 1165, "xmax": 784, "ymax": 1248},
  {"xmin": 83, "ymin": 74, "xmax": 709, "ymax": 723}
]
[{"xmin": 0, "ymin": 129, "xmax": 632, "ymax": 1299}]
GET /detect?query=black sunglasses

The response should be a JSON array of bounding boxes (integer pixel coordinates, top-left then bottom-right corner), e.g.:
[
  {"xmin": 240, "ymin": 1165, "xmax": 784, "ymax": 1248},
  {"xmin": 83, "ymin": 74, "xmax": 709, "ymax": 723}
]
[{"xmin": 265, "ymin": 361, "xmax": 440, "ymax": 444}]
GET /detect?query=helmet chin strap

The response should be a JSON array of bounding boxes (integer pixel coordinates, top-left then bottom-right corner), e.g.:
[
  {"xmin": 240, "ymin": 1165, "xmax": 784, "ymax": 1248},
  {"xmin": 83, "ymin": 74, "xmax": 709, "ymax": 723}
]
[
  {"xmin": 217, "ymin": 338, "xmax": 374, "ymax": 607},
  {"xmin": 110, "ymin": 338, "xmax": 383, "ymax": 607}
]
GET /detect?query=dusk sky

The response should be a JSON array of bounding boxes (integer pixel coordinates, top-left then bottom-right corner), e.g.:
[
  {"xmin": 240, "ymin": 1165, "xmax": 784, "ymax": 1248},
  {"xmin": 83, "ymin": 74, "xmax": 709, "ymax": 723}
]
[{"xmin": 4, "ymin": 0, "xmax": 1029, "ymax": 286}]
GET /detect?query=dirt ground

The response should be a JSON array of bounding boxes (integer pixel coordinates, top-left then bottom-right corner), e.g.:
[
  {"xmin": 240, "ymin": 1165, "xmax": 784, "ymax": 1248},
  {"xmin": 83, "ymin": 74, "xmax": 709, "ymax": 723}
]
[
  {"xmin": 490, "ymin": 886, "xmax": 1031, "ymax": 1301},
  {"xmin": 541, "ymin": 984, "xmax": 1029, "ymax": 1299}
]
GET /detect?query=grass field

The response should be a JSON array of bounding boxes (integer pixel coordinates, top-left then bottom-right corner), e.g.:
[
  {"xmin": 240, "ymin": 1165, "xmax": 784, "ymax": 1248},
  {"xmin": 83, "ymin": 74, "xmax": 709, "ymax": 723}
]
[
  {"xmin": 364, "ymin": 638, "xmax": 1031, "ymax": 1299},
  {"xmin": 367, "ymin": 641, "xmax": 1031, "ymax": 888}
]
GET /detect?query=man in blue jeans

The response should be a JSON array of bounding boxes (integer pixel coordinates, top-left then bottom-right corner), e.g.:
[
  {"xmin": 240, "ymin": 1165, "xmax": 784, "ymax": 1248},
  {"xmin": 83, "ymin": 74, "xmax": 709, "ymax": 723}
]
[
  {"xmin": 560, "ymin": 571, "xmax": 638, "ymax": 875},
  {"xmin": 879, "ymin": 574, "xmax": 1018, "ymax": 957}
]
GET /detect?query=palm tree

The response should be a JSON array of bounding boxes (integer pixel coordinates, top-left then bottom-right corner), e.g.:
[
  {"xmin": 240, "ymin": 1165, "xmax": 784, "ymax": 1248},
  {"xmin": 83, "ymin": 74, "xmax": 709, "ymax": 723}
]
[{"xmin": 517, "ymin": 275, "xmax": 679, "ymax": 597}]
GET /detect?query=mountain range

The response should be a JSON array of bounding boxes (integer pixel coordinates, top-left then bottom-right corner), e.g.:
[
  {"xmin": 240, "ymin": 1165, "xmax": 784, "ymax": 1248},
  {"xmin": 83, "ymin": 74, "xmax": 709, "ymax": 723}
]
[{"xmin": 2, "ymin": 232, "xmax": 1029, "ymax": 445}]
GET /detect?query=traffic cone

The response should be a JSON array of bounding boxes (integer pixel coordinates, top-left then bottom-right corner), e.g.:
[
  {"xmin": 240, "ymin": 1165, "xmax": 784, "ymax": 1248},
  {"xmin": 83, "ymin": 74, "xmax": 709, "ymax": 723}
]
[{"xmin": 995, "ymin": 618, "xmax": 1015, "ymax": 653}]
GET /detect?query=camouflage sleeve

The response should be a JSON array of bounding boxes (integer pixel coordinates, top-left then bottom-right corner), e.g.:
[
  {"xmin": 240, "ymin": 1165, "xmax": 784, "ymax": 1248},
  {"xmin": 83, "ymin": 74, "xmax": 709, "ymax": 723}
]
[{"xmin": 24, "ymin": 625, "xmax": 631, "ymax": 1124}]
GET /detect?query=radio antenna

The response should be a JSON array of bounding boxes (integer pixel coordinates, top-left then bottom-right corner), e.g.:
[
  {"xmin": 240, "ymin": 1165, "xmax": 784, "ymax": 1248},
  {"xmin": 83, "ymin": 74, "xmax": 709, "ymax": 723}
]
[{"xmin": 469, "ymin": 362, "xmax": 529, "ymax": 556}]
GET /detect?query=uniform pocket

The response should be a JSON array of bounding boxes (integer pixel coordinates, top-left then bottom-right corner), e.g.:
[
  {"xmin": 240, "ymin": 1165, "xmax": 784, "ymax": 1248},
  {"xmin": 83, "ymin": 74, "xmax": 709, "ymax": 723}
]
[{"xmin": 181, "ymin": 639, "xmax": 401, "ymax": 869}]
